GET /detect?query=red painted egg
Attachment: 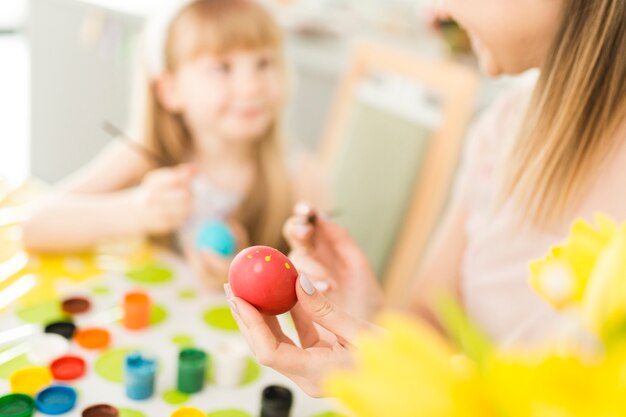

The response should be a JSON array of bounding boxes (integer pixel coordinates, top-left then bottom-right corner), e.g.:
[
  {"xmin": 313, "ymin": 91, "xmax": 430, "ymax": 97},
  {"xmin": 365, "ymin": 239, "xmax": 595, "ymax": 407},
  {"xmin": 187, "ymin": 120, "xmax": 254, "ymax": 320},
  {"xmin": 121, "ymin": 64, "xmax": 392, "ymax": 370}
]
[{"xmin": 228, "ymin": 246, "xmax": 298, "ymax": 315}]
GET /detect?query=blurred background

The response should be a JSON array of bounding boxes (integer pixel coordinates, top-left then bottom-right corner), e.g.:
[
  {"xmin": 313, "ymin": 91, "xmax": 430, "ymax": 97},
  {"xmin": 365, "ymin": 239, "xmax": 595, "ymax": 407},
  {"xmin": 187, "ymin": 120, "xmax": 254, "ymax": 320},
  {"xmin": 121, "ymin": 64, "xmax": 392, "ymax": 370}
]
[
  {"xmin": 0, "ymin": 0, "xmax": 530, "ymax": 297},
  {"xmin": 0, "ymin": 0, "xmax": 521, "ymax": 184}
]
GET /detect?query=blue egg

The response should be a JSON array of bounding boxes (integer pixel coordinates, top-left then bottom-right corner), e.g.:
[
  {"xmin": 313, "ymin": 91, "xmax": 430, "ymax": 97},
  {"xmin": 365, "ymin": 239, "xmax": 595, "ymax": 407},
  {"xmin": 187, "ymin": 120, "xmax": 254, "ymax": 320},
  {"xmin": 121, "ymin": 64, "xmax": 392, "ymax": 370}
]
[{"xmin": 195, "ymin": 220, "xmax": 237, "ymax": 257}]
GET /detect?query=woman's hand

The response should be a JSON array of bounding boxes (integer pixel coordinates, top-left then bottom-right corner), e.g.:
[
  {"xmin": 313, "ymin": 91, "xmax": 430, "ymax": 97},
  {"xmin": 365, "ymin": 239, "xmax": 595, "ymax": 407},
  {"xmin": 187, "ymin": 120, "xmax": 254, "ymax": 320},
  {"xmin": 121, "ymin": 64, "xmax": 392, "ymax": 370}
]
[
  {"xmin": 283, "ymin": 202, "xmax": 384, "ymax": 320},
  {"xmin": 133, "ymin": 164, "xmax": 195, "ymax": 235},
  {"xmin": 225, "ymin": 274, "xmax": 378, "ymax": 397}
]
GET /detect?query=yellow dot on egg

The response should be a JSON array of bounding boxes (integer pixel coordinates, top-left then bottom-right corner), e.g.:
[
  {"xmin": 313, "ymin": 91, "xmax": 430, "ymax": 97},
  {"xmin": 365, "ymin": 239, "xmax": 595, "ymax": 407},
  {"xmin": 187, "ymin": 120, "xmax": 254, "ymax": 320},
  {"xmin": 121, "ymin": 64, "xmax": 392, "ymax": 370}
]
[
  {"xmin": 247, "ymin": 254, "xmax": 253, "ymax": 259},
  {"xmin": 285, "ymin": 263, "xmax": 291, "ymax": 270},
  {"xmin": 265, "ymin": 255, "xmax": 272, "ymax": 262}
]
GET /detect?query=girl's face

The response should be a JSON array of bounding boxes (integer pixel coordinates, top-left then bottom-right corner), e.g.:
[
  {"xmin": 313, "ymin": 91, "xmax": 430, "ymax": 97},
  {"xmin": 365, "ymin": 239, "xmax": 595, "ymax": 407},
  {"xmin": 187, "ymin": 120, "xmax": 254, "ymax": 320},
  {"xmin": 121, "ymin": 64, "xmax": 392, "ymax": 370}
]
[
  {"xmin": 161, "ymin": 47, "xmax": 284, "ymax": 144},
  {"xmin": 442, "ymin": 0, "xmax": 563, "ymax": 75}
]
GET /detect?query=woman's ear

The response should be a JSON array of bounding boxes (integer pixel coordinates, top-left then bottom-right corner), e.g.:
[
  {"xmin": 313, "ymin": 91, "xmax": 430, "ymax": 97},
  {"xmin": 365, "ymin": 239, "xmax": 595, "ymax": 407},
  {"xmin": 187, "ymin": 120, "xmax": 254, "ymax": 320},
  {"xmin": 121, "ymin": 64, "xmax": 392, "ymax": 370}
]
[{"xmin": 155, "ymin": 73, "xmax": 183, "ymax": 113}]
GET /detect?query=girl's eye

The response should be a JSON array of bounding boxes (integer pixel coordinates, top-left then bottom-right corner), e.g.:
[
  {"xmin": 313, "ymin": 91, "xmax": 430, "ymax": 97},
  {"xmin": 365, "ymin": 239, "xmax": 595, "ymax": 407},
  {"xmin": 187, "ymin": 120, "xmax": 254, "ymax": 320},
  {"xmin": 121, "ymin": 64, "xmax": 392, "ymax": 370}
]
[
  {"xmin": 257, "ymin": 57, "xmax": 274, "ymax": 70},
  {"xmin": 209, "ymin": 62, "xmax": 230, "ymax": 74}
]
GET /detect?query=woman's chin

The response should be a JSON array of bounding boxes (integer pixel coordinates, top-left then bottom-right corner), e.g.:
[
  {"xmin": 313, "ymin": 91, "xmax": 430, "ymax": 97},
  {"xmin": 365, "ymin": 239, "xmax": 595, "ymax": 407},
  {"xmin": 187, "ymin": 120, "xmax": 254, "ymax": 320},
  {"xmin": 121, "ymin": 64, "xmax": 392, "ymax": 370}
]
[{"xmin": 478, "ymin": 55, "xmax": 504, "ymax": 77}]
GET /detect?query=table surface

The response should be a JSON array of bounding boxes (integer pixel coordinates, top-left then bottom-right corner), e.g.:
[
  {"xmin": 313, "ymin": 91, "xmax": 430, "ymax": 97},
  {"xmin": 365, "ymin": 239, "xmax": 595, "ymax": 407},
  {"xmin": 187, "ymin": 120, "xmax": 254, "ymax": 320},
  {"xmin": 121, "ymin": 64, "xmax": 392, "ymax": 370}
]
[{"xmin": 0, "ymin": 235, "xmax": 345, "ymax": 417}]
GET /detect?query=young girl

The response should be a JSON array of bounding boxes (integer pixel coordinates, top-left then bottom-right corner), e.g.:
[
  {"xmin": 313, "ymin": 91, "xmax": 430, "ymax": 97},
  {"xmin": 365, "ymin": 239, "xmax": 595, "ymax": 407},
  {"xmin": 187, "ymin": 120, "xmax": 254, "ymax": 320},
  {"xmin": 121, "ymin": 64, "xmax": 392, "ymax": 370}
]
[
  {"xmin": 226, "ymin": 0, "xmax": 626, "ymax": 396},
  {"xmin": 23, "ymin": 0, "xmax": 323, "ymax": 288}
]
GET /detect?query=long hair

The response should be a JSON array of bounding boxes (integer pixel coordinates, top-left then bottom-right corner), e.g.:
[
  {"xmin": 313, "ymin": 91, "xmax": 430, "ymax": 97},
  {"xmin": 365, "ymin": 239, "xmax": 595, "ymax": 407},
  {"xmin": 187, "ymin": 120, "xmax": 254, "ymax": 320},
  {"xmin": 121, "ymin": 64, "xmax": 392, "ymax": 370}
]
[
  {"xmin": 500, "ymin": 0, "xmax": 626, "ymax": 229},
  {"xmin": 139, "ymin": 0, "xmax": 292, "ymax": 252}
]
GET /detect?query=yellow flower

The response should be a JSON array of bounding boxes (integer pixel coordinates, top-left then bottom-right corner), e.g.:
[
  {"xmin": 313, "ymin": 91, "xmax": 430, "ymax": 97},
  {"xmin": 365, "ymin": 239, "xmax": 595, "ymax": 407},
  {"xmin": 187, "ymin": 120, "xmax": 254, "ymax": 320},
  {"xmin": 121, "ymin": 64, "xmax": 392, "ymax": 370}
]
[
  {"xmin": 324, "ymin": 313, "xmax": 492, "ymax": 417},
  {"xmin": 324, "ymin": 312, "xmax": 626, "ymax": 416},
  {"xmin": 485, "ymin": 347, "xmax": 626, "ymax": 417},
  {"xmin": 529, "ymin": 214, "xmax": 616, "ymax": 309},
  {"xmin": 582, "ymin": 223, "xmax": 626, "ymax": 339}
]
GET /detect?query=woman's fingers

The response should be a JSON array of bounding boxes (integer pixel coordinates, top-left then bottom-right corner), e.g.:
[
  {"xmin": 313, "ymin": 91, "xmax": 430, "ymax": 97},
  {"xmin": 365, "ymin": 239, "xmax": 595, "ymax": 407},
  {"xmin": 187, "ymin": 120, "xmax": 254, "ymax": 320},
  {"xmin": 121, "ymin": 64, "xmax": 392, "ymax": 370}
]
[
  {"xmin": 283, "ymin": 216, "xmax": 314, "ymax": 251},
  {"xmin": 288, "ymin": 251, "xmax": 334, "ymax": 287},
  {"xmin": 228, "ymin": 296, "xmax": 307, "ymax": 374},
  {"xmin": 295, "ymin": 275, "xmax": 371, "ymax": 346},
  {"xmin": 290, "ymin": 302, "xmax": 321, "ymax": 348},
  {"xmin": 315, "ymin": 216, "xmax": 365, "ymax": 263},
  {"xmin": 283, "ymin": 201, "xmax": 318, "ymax": 249}
]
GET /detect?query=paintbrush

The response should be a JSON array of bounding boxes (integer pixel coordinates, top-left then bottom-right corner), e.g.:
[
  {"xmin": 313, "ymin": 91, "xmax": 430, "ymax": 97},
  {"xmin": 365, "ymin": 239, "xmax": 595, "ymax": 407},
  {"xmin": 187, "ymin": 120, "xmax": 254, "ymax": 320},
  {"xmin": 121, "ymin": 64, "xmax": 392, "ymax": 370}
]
[
  {"xmin": 307, "ymin": 209, "xmax": 342, "ymax": 224},
  {"xmin": 102, "ymin": 120, "xmax": 170, "ymax": 167}
]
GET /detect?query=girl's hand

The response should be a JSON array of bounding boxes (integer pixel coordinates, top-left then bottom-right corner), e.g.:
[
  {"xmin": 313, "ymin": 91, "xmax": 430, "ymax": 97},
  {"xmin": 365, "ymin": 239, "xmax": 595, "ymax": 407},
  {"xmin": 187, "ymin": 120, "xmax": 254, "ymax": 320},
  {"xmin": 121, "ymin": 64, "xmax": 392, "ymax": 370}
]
[
  {"xmin": 189, "ymin": 250, "xmax": 232, "ymax": 290},
  {"xmin": 133, "ymin": 164, "xmax": 195, "ymax": 235},
  {"xmin": 226, "ymin": 275, "xmax": 377, "ymax": 397},
  {"xmin": 186, "ymin": 220, "xmax": 250, "ymax": 291},
  {"xmin": 283, "ymin": 203, "xmax": 384, "ymax": 320}
]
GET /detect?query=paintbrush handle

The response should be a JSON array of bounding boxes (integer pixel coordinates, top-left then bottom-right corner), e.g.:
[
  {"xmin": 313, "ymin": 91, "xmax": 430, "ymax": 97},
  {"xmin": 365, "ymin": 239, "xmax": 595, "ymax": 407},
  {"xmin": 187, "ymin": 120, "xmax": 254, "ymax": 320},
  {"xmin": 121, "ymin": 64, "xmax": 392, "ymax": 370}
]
[{"xmin": 102, "ymin": 121, "xmax": 169, "ymax": 167}]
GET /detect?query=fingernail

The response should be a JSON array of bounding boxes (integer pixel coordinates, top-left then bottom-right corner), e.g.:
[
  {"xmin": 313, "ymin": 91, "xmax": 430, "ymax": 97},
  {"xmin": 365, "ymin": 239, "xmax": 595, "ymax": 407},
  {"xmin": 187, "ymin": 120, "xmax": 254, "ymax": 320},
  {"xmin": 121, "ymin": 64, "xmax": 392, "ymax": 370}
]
[
  {"xmin": 294, "ymin": 224, "xmax": 309, "ymax": 238},
  {"xmin": 224, "ymin": 283, "xmax": 233, "ymax": 299},
  {"xmin": 299, "ymin": 274, "xmax": 316, "ymax": 295},
  {"xmin": 228, "ymin": 299, "xmax": 239, "ymax": 315},
  {"xmin": 295, "ymin": 202, "xmax": 311, "ymax": 216}
]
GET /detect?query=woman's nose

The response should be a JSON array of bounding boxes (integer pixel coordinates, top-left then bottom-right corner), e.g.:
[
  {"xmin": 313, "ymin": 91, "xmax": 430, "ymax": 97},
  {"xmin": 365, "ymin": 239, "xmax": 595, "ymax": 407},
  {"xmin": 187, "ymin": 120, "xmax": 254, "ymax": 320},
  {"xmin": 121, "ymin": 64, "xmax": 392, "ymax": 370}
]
[{"xmin": 433, "ymin": 0, "xmax": 453, "ymax": 21}]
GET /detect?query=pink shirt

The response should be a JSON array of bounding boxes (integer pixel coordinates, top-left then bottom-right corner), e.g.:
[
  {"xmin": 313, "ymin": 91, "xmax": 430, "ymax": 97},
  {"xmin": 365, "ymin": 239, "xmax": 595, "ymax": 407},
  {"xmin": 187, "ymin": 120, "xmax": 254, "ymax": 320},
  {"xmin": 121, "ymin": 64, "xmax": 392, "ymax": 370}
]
[{"xmin": 454, "ymin": 78, "xmax": 626, "ymax": 347}]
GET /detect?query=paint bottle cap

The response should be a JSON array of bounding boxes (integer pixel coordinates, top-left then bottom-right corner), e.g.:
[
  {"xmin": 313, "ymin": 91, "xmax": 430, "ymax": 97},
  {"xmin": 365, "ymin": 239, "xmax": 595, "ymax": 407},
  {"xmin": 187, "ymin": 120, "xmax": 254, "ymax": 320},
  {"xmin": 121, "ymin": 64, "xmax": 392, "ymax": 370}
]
[
  {"xmin": 61, "ymin": 297, "xmax": 91, "ymax": 315},
  {"xmin": 75, "ymin": 328, "xmax": 111, "ymax": 350},
  {"xmin": 27, "ymin": 333, "xmax": 70, "ymax": 365},
  {"xmin": 81, "ymin": 404, "xmax": 119, "ymax": 417},
  {"xmin": 10, "ymin": 367, "xmax": 53, "ymax": 396},
  {"xmin": 0, "ymin": 393, "xmax": 36, "ymax": 417},
  {"xmin": 35, "ymin": 385, "xmax": 77, "ymax": 415},
  {"xmin": 44, "ymin": 321, "xmax": 76, "ymax": 340},
  {"xmin": 171, "ymin": 407, "xmax": 205, "ymax": 417},
  {"xmin": 50, "ymin": 355, "xmax": 86, "ymax": 381}
]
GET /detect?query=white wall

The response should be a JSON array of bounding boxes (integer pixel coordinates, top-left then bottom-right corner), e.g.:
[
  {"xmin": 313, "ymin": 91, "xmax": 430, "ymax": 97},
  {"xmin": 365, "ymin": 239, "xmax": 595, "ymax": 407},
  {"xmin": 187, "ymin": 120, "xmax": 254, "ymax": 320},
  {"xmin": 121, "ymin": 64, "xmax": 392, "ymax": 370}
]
[
  {"xmin": 0, "ymin": 0, "xmax": 28, "ymax": 29},
  {"xmin": 0, "ymin": 35, "xmax": 29, "ymax": 188}
]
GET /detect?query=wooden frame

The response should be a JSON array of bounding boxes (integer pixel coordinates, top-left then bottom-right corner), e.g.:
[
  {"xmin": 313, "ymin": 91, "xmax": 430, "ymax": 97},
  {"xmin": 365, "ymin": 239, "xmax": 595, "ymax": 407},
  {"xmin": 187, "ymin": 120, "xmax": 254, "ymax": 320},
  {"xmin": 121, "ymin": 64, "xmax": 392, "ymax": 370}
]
[{"xmin": 321, "ymin": 41, "xmax": 479, "ymax": 305}]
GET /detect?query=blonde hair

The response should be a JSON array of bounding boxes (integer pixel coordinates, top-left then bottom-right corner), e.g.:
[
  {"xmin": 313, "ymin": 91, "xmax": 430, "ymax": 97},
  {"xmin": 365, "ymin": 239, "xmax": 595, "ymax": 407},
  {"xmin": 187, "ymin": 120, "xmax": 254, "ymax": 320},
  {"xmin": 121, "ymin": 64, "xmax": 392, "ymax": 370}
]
[
  {"xmin": 140, "ymin": 0, "xmax": 292, "ymax": 252},
  {"xmin": 500, "ymin": 0, "xmax": 626, "ymax": 229}
]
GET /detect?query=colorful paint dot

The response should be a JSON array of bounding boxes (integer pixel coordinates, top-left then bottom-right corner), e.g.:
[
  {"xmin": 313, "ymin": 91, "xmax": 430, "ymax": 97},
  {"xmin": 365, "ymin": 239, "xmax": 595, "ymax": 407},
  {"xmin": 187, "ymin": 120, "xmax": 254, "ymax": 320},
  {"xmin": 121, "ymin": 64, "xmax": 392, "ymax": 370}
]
[
  {"xmin": 264, "ymin": 256, "xmax": 271, "ymax": 262},
  {"xmin": 0, "ymin": 349, "xmax": 33, "ymax": 379},
  {"xmin": 202, "ymin": 306, "xmax": 239, "ymax": 332},
  {"xmin": 91, "ymin": 286, "xmax": 111, "ymax": 296},
  {"xmin": 206, "ymin": 410, "xmax": 252, "ymax": 417},
  {"xmin": 171, "ymin": 334, "xmax": 194, "ymax": 347},
  {"xmin": 119, "ymin": 408, "xmax": 147, "ymax": 417},
  {"xmin": 178, "ymin": 289, "xmax": 197, "ymax": 300},
  {"xmin": 162, "ymin": 389, "xmax": 190, "ymax": 405},
  {"xmin": 126, "ymin": 263, "xmax": 173, "ymax": 284},
  {"xmin": 247, "ymin": 254, "xmax": 253, "ymax": 259},
  {"xmin": 94, "ymin": 347, "xmax": 136, "ymax": 383},
  {"xmin": 284, "ymin": 263, "xmax": 290, "ymax": 270},
  {"xmin": 16, "ymin": 299, "xmax": 66, "ymax": 324},
  {"xmin": 150, "ymin": 304, "xmax": 168, "ymax": 325}
]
